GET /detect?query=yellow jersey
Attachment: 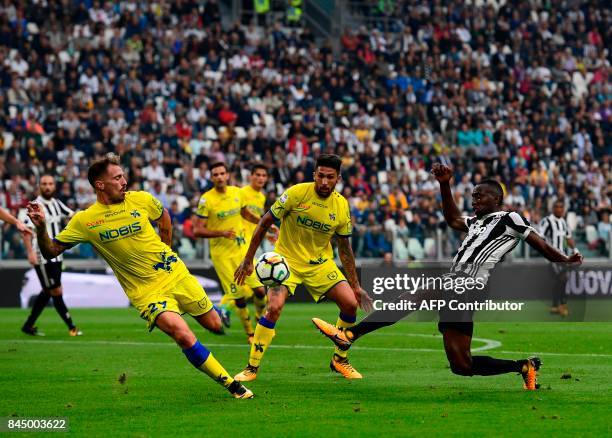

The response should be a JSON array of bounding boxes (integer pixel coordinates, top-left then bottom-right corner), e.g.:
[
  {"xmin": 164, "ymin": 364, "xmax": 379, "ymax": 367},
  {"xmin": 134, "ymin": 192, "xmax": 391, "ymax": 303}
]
[
  {"xmin": 53, "ymin": 191, "xmax": 189, "ymax": 300},
  {"xmin": 240, "ymin": 184, "xmax": 265, "ymax": 245},
  {"xmin": 270, "ymin": 182, "xmax": 352, "ymax": 266},
  {"xmin": 196, "ymin": 186, "xmax": 247, "ymax": 258}
]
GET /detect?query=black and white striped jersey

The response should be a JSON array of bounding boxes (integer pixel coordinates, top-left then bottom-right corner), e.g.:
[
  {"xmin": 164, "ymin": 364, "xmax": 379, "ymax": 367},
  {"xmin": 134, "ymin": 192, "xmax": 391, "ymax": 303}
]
[
  {"xmin": 538, "ymin": 214, "xmax": 571, "ymax": 254},
  {"xmin": 25, "ymin": 196, "xmax": 74, "ymax": 264},
  {"xmin": 451, "ymin": 211, "xmax": 535, "ymax": 279}
]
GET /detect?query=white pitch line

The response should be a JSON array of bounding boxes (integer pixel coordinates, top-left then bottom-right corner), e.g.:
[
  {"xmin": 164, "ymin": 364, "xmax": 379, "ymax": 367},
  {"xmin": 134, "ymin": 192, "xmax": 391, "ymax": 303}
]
[
  {"xmin": 0, "ymin": 332, "xmax": 499, "ymax": 351},
  {"xmin": 376, "ymin": 333, "xmax": 502, "ymax": 352},
  {"xmin": 2, "ymin": 338, "xmax": 612, "ymax": 358}
]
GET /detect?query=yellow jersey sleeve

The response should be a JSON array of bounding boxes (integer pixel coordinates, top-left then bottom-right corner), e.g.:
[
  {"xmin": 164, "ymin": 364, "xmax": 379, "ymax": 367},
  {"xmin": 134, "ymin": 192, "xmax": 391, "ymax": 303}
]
[
  {"xmin": 138, "ymin": 191, "xmax": 164, "ymax": 221},
  {"xmin": 54, "ymin": 212, "xmax": 87, "ymax": 247},
  {"xmin": 270, "ymin": 184, "xmax": 301, "ymax": 219},
  {"xmin": 196, "ymin": 193, "xmax": 209, "ymax": 218},
  {"xmin": 335, "ymin": 198, "xmax": 353, "ymax": 237},
  {"xmin": 239, "ymin": 186, "xmax": 248, "ymax": 209}
]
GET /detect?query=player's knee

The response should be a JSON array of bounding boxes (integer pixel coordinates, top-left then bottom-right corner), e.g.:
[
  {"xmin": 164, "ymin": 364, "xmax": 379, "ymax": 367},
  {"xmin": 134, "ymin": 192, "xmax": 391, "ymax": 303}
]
[
  {"xmin": 173, "ymin": 328, "xmax": 196, "ymax": 348},
  {"xmin": 49, "ymin": 287, "xmax": 62, "ymax": 297},
  {"xmin": 449, "ymin": 358, "xmax": 473, "ymax": 376}
]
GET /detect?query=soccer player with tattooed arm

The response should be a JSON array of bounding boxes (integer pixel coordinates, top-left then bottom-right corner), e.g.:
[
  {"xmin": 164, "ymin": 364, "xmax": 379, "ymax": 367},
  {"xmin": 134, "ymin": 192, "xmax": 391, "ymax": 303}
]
[
  {"xmin": 233, "ymin": 154, "xmax": 373, "ymax": 382},
  {"xmin": 26, "ymin": 153, "xmax": 253, "ymax": 399},
  {"xmin": 312, "ymin": 163, "xmax": 583, "ymax": 390}
]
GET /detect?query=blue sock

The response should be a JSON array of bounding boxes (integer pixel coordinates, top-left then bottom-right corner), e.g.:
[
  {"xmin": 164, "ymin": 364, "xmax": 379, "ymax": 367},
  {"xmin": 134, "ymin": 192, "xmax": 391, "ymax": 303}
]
[
  {"xmin": 182, "ymin": 340, "xmax": 211, "ymax": 368},
  {"xmin": 258, "ymin": 316, "xmax": 276, "ymax": 329}
]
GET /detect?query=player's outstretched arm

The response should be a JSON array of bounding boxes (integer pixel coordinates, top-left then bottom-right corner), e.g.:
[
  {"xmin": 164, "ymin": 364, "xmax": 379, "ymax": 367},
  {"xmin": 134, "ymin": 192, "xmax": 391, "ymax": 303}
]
[
  {"xmin": 337, "ymin": 236, "xmax": 373, "ymax": 312},
  {"xmin": 0, "ymin": 206, "xmax": 33, "ymax": 236},
  {"xmin": 431, "ymin": 163, "xmax": 468, "ymax": 232},
  {"xmin": 526, "ymin": 232, "xmax": 583, "ymax": 265},
  {"xmin": 154, "ymin": 208, "xmax": 173, "ymax": 247},
  {"xmin": 234, "ymin": 211, "xmax": 275, "ymax": 285},
  {"xmin": 26, "ymin": 202, "xmax": 65, "ymax": 259}
]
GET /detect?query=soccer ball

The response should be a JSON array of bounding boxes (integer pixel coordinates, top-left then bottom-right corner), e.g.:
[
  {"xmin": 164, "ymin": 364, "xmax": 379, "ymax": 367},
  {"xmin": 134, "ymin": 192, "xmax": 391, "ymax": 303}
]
[{"xmin": 255, "ymin": 252, "xmax": 290, "ymax": 287}]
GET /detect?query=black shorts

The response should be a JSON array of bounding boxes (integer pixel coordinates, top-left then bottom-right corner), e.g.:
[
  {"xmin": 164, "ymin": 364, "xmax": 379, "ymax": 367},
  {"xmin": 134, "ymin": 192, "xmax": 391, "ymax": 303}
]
[
  {"xmin": 436, "ymin": 272, "xmax": 486, "ymax": 338},
  {"xmin": 34, "ymin": 262, "xmax": 63, "ymax": 291},
  {"xmin": 437, "ymin": 293, "xmax": 475, "ymax": 337},
  {"xmin": 437, "ymin": 321, "xmax": 474, "ymax": 337}
]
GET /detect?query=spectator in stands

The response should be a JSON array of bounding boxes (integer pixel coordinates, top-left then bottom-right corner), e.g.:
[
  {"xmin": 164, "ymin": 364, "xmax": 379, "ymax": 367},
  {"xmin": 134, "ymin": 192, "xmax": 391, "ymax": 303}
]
[{"xmin": 0, "ymin": 0, "xmax": 608, "ymax": 262}]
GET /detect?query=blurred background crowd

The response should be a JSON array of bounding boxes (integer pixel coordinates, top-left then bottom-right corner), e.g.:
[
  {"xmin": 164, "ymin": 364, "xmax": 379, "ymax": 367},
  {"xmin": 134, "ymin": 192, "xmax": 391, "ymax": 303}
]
[{"xmin": 0, "ymin": 0, "xmax": 609, "ymax": 262}]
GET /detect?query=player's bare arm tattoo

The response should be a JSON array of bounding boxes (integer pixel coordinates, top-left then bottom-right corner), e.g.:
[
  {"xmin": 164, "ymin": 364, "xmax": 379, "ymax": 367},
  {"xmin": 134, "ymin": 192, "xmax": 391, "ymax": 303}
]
[
  {"xmin": 244, "ymin": 211, "xmax": 275, "ymax": 261},
  {"xmin": 157, "ymin": 209, "xmax": 173, "ymax": 247},
  {"xmin": 337, "ymin": 236, "xmax": 360, "ymax": 289}
]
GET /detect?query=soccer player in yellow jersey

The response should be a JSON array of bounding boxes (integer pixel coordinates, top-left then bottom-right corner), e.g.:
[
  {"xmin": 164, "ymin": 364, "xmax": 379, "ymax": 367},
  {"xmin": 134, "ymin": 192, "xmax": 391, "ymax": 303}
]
[
  {"xmin": 218, "ymin": 164, "xmax": 271, "ymax": 320},
  {"xmin": 234, "ymin": 154, "xmax": 373, "ymax": 381},
  {"xmin": 194, "ymin": 162, "xmax": 266, "ymax": 343},
  {"xmin": 26, "ymin": 154, "xmax": 253, "ymax": 399}
]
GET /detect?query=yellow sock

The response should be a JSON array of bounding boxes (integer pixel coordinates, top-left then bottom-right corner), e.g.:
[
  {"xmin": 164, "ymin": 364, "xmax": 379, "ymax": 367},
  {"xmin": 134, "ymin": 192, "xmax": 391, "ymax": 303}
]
[
  {"xmin": 248, "ymin": 317, "xmax": 276, "ymax": 367},
  {"xmin": 335, "ymin": 314, "xmax": 356, "ymax": 359},
  {"xmin": 198, "ymin": 353, "xmax": 234, "ymax": 388},
  {"xmin": 235, "ymin": 304, "xmax": 253, "ymax": 336},
  {"xmin": 253, "ymin": 294, "xmax": 268, "ymax": 320}
]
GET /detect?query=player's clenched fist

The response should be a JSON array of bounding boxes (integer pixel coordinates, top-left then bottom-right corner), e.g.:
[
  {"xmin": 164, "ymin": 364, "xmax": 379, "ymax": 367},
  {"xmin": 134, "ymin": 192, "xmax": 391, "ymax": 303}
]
[
  {"xmin": 567, "ymin": 252, "xmax": 584, "ymax": 266},
  {"xmin": 431, "ymin": 163, "xmax": 453, "ymax": 183},
  {"xmin": 26, "ymin": 202, "xmax": 46, "ymax": 228}
]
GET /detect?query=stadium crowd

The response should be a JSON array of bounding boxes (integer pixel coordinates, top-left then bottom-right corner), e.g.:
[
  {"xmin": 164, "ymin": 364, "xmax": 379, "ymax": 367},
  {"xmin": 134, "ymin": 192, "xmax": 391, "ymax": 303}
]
[{"xmin": 0, "ymin": 0, "xmax": 610, "ymax": 261}]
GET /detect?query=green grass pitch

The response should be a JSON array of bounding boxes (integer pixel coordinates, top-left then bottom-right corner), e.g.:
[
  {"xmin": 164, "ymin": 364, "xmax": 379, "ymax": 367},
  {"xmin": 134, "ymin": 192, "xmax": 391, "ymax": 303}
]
[{"xmin": 1, "ymin": 304, "xmax": 611, "ymax": 437}]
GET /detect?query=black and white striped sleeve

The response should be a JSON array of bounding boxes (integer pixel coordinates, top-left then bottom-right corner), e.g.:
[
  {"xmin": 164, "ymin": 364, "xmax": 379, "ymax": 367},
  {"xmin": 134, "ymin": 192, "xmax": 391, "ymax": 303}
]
[
  {"xmin": 56, "ymin": 199, "xmax": 75, "ymax": 218},
  {"xmin": 462, "ymin": 216, "xmax": 476, "ymax": 228},
  {"xmin": 506, "ymin": 212, "xmax": 535, "ymax": 240},
  {"xmin": 538, "ymin": 217, "xmax": 551, "ymax": 239}
]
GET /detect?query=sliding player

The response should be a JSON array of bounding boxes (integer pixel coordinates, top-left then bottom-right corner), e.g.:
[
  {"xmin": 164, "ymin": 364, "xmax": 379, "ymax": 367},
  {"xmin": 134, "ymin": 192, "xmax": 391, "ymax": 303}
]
[{"xmin": 313, "ymin": 163, "xmax": 583, "ymax": 390}]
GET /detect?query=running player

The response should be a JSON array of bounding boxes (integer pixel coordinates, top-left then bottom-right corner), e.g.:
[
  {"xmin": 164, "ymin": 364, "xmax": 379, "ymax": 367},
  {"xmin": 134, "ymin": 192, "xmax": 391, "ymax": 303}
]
[
  {"xmin": 27, "ymin": 154, "xmax": 253, "ymax": 399},
  {"xmin": 194, "ymin": 162, "xmax": 267, "ymax": 343},
  {"xmin": 539, "ymin": 200, "xmax": 578, "ymax": 316},
  {"xmin": 22, "ymin": 174, "xmax": 82, "ymax": 337},
  {"xmin": 233, "ymin": 154, "xmax": 372, "ymax": 382},
  {"xmin": 218, "ymin": 164, "xmax": 272, "ymax": 322},
  {"xmin": 312, "ymin": 163, "xmax": 583, "ymax": 390}
]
